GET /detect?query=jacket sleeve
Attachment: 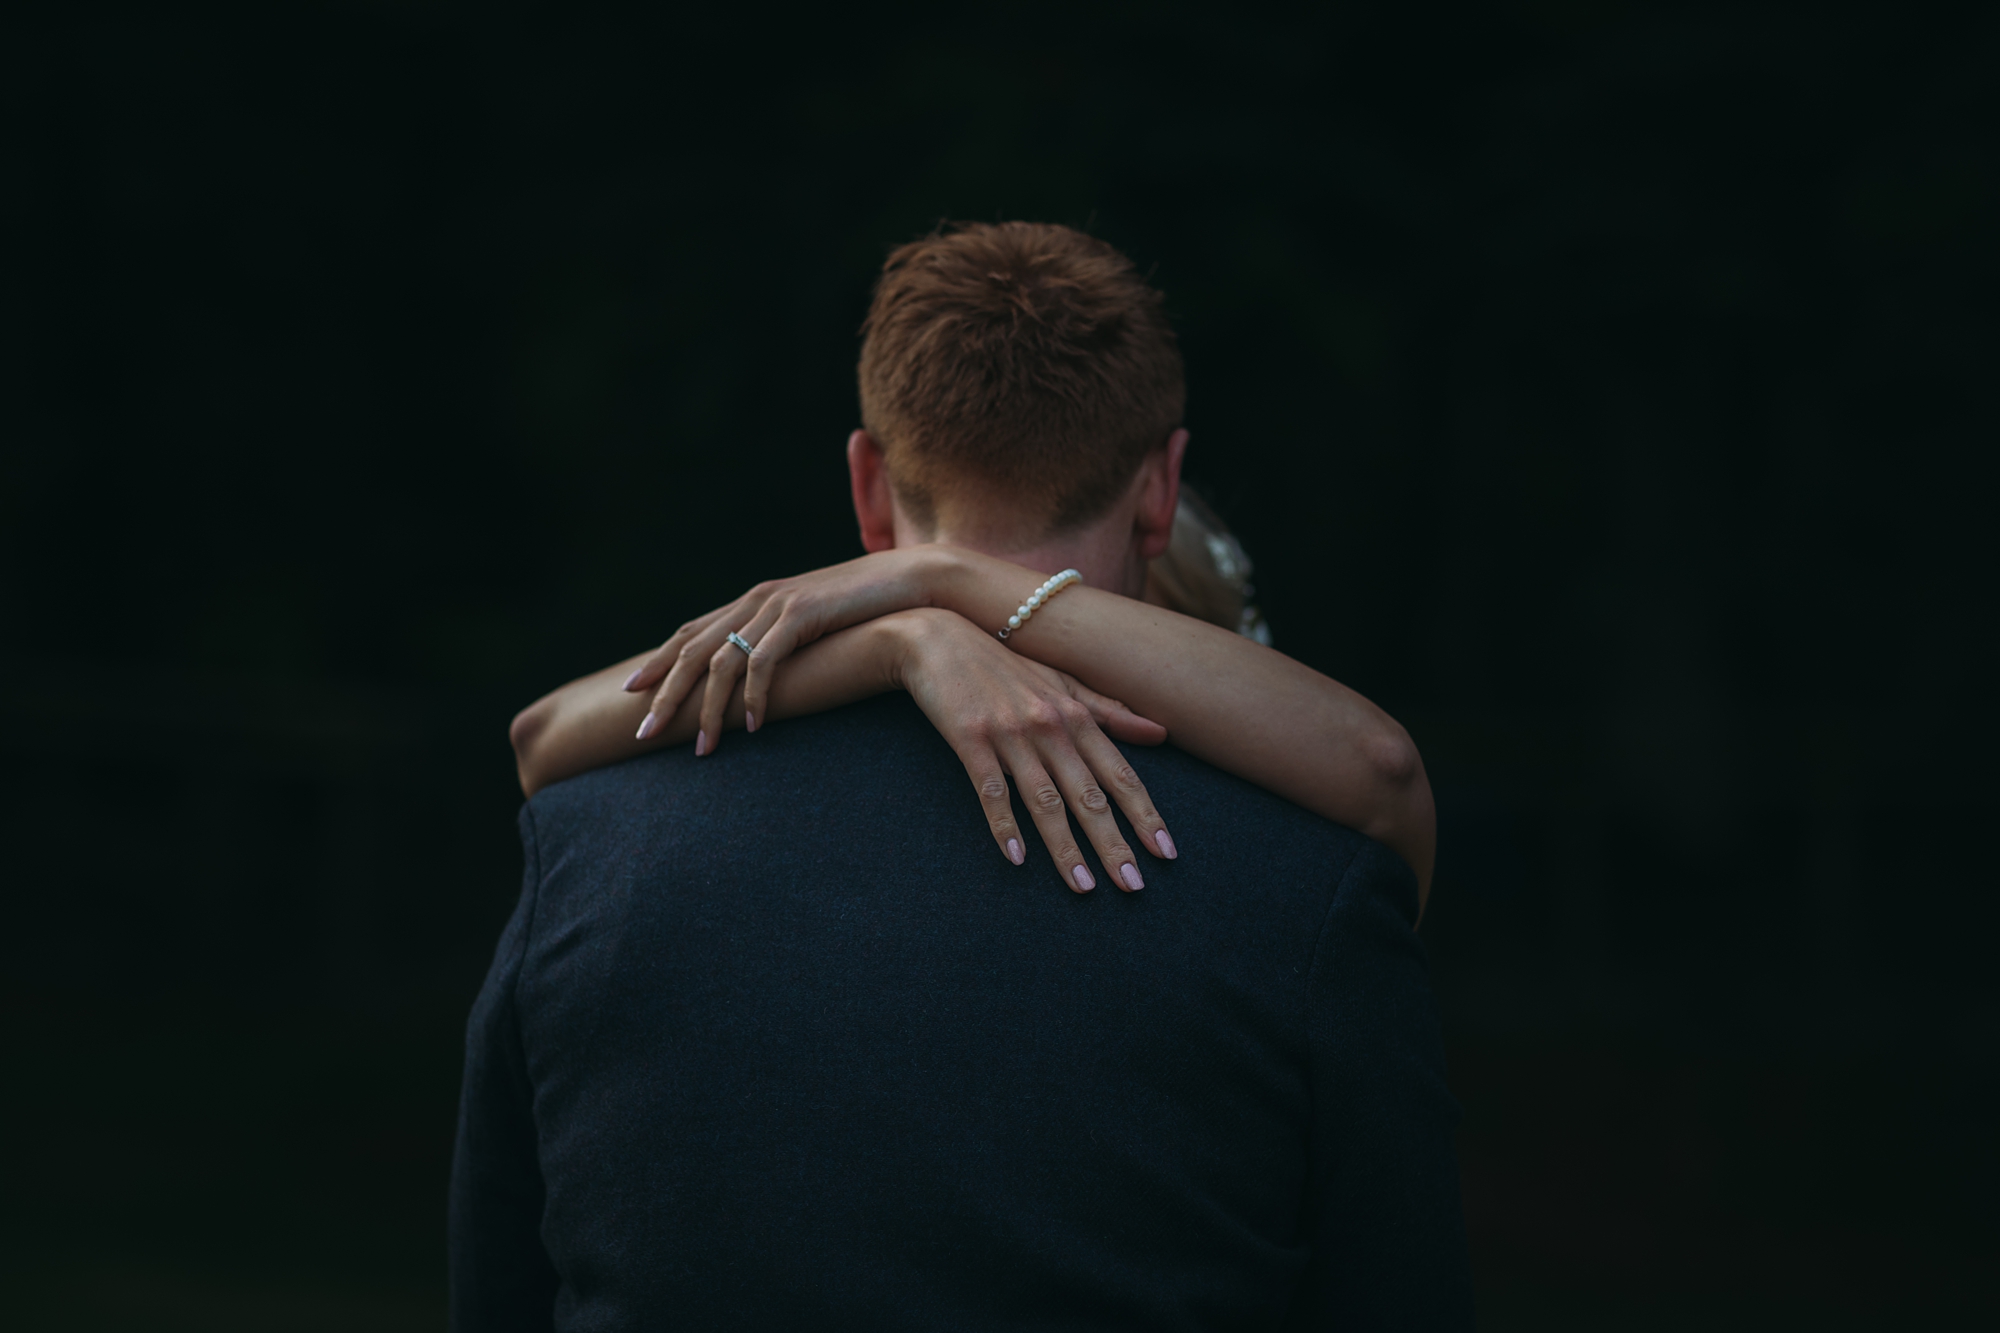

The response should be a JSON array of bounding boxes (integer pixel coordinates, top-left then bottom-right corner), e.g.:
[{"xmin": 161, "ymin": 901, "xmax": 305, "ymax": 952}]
[
  {"xmin": 448, "ymin": 805, "xmax": 559, "ymax": 1333},
  {"xmin": 1284, "ymin": 836, "xmax": 1476, "ymax": 1330}
]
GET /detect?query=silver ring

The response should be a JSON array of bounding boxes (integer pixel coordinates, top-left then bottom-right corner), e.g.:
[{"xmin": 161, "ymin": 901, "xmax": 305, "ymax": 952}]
[{"xmin": 726, "ymin": 631, "xmax": 755, "ymax": 657}]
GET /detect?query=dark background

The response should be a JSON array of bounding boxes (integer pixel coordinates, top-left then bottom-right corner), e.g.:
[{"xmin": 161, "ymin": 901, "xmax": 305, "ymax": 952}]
[{"xmin": 5, "ymin": 4, "xmax": 1995, "ymax": 1328}]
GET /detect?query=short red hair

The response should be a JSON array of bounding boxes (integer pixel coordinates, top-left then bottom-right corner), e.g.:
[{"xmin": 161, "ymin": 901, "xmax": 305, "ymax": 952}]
[{"xmin": 858, "ymin": 222, "xmax": 1185, "ymax": 534}]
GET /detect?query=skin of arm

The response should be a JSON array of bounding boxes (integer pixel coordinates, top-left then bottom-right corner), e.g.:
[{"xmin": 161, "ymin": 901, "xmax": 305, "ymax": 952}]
[
  {"xmin": 538, "ymin": 542, "xmax": 1434, "ymax": 905},
  {"xmin": 515, "ymin": 603, "xmax": 1181, "ymax": 896},
  {"xmin": 921, "ymin": 546, "xmax": 1437, "ymax": 899},
  {"xmin": 510, "ymin": 623, "xmax": 900, "ymax": 797}
]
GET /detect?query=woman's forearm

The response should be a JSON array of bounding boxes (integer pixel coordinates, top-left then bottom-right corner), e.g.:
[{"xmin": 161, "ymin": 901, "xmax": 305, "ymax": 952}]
[
  {"xmin": 512, "ymin": 544, "xmax": 1436, "ymax": 902},
  {"xmin": 928, "ymin": 547, "xmax": 1436, "ymax": 898},
  {"xmin": 510, "ymin": 623, "xmax": 901, "ymax": 797}
]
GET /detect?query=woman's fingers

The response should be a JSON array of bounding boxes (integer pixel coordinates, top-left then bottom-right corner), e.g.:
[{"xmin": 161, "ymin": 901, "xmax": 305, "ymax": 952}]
[
  {"xmin": 885, "ymin": 608, "xmax": 1178, "ymax": 886},
  {"xmin": 1070, "ymin": 723, "xmax": 1175, "ymax": 862},
  {"xmin": 995, "ymin": 738, "xmax": 1095, "ymax": 893},
  {"xmin": 950, "ymin": 734, "xmax": 1028, "ymax": 867},
  {"xmin": 1031, "ymin": 666, "xmax": 1165, "ymax": 747},
  {"xmin": 738, "ymin": 613, "xmax": 804, "ymax": 738},
  {"xmin": 626, "ymin": 607, "xmax": 731, "ymax": 695},
  {"xmin": 959, "ymin": 715, "xmax": 1173, "ymax": 885},
  {"xmin": 1072, "ymin": 685, "xmax": 1168, "ymax": 746},
  {"xmin": 630, "ymin": 584, "xmax": 828, "ymax": 751},
  {"xmin": 1034, "ymin": 703, "xmax": 1146, "ymax": 892},
  {"xmin": 643, "ymin": 618, "xmax": 734, "ymax": 741},
  {"xmin": 695, "ymin": 600, "xmax": 788, "ymax": 753},
  {"xmin": 627, "ymin": 554, "xmax": 927, "ymax": 743}
]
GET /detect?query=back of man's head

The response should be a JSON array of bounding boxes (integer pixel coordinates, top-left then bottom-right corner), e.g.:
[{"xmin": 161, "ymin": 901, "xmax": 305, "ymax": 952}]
[{"xmin": 858, "ymin": 222, "xmax": 1185, "ymax": 539}]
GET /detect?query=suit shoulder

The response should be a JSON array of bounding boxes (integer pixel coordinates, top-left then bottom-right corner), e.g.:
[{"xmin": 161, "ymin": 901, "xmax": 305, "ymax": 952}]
[
  {"xmin": 525, "ymin": 751, "xmax": 668, "ymax": 824},
  {"xmin": 1326, "ymin": 832, "xmax": 1423, "ymax": 932},
  {"xmin": 522, "ymin": 694, "xmax": 948, "ymax": 838},
  {"xmin": 1125, "ymin": 742, "xmax": 1376, "ymax": 859}
]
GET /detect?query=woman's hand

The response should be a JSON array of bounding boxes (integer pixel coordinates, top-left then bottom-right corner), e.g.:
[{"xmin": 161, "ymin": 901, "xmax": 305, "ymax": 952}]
[
  {"xmin": 877, "ymin": 608, "xmax": 1177, "ymax": 894},
  {"xmin": 621, "ymin": 547, "xmax": 950, "ymax": 750}
]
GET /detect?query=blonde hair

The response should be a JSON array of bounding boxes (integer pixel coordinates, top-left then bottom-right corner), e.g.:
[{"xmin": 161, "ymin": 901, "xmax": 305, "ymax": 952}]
[{"xmin": 1143, "ymin": 492, "xmax": 1271, "ymax": 644}]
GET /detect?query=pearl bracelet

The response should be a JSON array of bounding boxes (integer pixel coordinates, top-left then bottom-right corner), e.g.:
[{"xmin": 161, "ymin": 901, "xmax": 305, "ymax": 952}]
[{"xmin": 996, "ymin": 568, "xmax": 1082, "ymax": 640}]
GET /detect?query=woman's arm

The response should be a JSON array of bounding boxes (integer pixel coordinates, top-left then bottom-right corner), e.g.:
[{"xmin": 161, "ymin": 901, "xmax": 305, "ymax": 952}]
[
  {"xmin": 932, "ymin": 548, "xmax": 1437, "ymax": 897},
  {"xmin": 632, "ymin": 545, "xmax": 1434, "ymax": 901},
  {"xmin": 509, "ymin": 623, "xmax": 898, "ymax": 797},
  {"xmin": 510, "ymin": 609, "xmax": 1177, "ymax": 897}
]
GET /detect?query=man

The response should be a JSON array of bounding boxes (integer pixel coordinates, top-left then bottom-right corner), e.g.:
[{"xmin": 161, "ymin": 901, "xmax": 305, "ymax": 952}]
[{"xmin": 451, "ymin": 223, "xmax": 1474, "ymax": 1329}]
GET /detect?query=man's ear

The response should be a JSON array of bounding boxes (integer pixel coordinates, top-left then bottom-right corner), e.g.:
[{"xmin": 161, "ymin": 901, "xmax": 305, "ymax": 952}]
[
  {"xmin": 1134, "ymin": 428, "xmax": 1189, "ymax": 562},
  {"xmin": 847, "ymin": 429, "xmax": 899, "ymax": 552}
]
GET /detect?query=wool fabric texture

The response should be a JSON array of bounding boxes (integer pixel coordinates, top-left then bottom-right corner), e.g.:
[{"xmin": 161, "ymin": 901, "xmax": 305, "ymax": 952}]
[{"xmin": 450, "ymin": 693, "xmax": 1472, "ymax": 1331}]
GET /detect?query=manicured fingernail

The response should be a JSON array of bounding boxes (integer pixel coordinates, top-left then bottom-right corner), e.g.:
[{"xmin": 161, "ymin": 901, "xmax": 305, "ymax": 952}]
[
  {"xmin": 1154, "ymin": 829, "xmax": 1178, "ymax": 859},
  {"xmin": 744, "ymin": 711, "xmax": 756, "ymax": 734},
  {"xmin": 621, "ymin": 668, "xmax": 645, "ymax": 692},
  {"xmin": 1071, "ymin": 865, "xmax": 1095, "ymax": 892},
  {"xmin": 635, "ymin": 713, "xmax": 658, "ymax": 741},
  {"xmin": 1006, "ymin": 838, "xmax": 1024, "ymax": 865},
  {"xmin": 1119, "ymin": 863, "xmax": 1144, "ymax": 891},
  {"xmin": 695, "ymin": 729, "xmax": 708, "ymax": 756}
]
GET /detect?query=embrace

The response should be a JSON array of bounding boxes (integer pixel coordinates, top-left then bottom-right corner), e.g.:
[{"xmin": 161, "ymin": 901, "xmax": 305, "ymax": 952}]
[{"xmin": 451, "ymin": 223, "xmax": 1474, "ymax": 1329}]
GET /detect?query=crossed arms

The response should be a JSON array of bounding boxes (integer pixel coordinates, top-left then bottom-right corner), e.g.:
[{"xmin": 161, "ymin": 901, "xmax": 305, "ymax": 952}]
[{"xmin": 509, "ymin": 545, "xmax": 1435, "ymax": 907}]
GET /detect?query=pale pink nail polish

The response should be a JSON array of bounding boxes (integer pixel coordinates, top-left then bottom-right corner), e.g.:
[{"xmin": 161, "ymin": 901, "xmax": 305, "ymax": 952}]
[
  {"xmin": 635, "ymin": 713, "xmax": 658, "ymax": 741},
  {"xmin": 695, "ymin": 729, "xmax": 708, "ymax": 756},
  {"xmin": 1071, "ymin": 865, "xmax": 1095, "ymax": 892},
  {"xmin": 1154, "ymin": 829, "xmax": 1178, "ymax": 859},
  {"xmin": 744, "ymin": 712, "xmax": 756, "ymax": 734},
  {"xmin": 1006, "ymin": 838, "xmax": 1024, "ymax": 865},
  {"xmin": 621, "ymin": 668, "xmax": 645, "ymax": 692},
  {"xmin": 1119, "ymin": 863, "xmax": 1144, "ymax": 891}
]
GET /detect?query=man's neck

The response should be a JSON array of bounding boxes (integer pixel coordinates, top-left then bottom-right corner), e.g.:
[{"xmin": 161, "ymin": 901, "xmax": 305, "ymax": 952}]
[{"xmin": 909, "ymin": 520, "xmax": 1149, "ymax": 601}]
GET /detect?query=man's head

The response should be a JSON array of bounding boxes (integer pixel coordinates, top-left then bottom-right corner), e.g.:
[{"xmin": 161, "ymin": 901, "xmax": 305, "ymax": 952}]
[{"xmin": 848, "ymin": 222, "xmax": 1189, "ymax": 597}]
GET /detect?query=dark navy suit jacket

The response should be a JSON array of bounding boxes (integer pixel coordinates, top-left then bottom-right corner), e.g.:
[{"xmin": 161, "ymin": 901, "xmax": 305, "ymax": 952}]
[{"xmin": 451, "ymin": 693, "xmax": 1472, "ymax": 1330}]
